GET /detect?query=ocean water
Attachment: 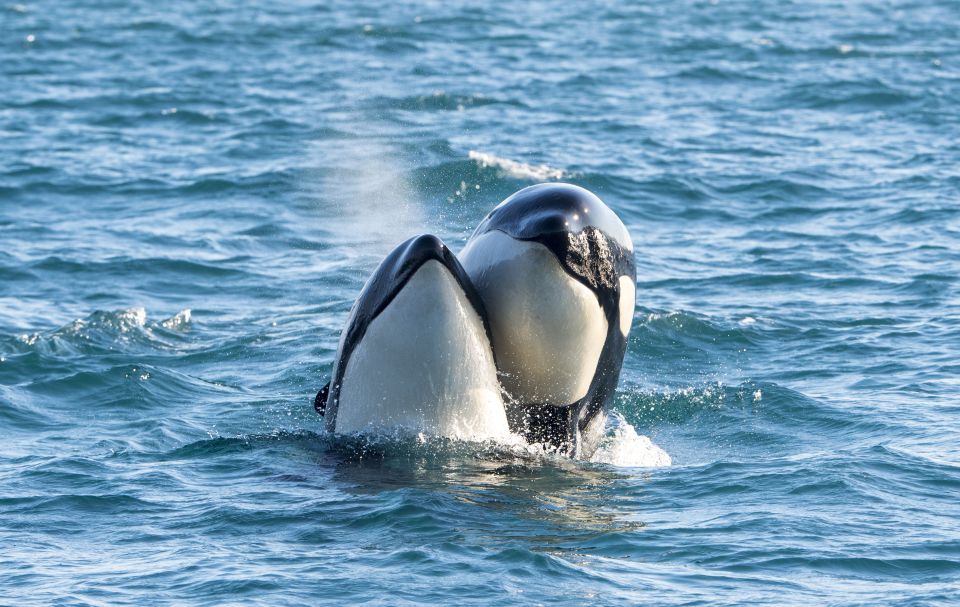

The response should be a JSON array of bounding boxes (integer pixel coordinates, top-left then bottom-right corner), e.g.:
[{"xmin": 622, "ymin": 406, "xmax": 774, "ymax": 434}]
[{"xmin": 2, "ymin": 0, "xmax": 959, "ymax": 604}]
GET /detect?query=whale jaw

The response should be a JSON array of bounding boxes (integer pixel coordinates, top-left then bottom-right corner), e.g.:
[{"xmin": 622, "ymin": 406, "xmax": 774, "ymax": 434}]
[
  {"xmin": 323, "ymin": 235, "xmax": 511, "ymax": 442},
  {"xmin": 460, "ymin": 231, "xmax": 609, "ymax": 408},
  {"xmin": 334, "ymin": 260, "xmax": 510, "ymax": 440}
]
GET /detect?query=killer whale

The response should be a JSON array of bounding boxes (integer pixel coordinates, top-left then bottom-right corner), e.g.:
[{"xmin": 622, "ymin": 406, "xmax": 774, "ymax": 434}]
[
  {"xmin": 314, "ymin": 184, "xmax": 635, "ymax": 457},
  {"xmin": 316, "ymin": 234, "xmax": 511, "ymax": 440},
  {"xmin": 459, "ymin": 183, "xmax": 636, "ymax": 457}
]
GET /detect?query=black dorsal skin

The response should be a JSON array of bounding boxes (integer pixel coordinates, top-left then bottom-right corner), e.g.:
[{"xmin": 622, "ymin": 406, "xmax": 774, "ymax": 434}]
[
  {"xmin": 468, "ymin": 183, "xmax": 637, "ymax": 454},
  {"xmin": 316, "ymin": 234, "xmax": 495, "ymax": 433}
]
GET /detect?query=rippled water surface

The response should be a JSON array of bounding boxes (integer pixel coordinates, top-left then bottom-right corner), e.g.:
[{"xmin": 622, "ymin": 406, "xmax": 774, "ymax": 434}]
[{"xmin": 3, "ymin": 0, "xmax": 960, "ymax": 604}]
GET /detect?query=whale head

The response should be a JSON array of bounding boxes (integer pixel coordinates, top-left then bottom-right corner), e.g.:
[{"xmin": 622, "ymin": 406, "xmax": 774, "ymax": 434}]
[{"xmin": 459, "ymin": 183, "xmax": 636, "ymax": 456}]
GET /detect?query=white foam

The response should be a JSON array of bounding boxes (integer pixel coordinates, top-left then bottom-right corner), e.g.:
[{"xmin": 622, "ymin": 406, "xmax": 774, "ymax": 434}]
[
  {"xmin": 588, "ymin": 412, "xmax": 672, "ymax": 468},
  {"xmin": 65, "ymin": 306, "xmax": 147, "ymax": 334},
  {"xmin": 117, "ymin": 307, "xmax": 147, "ymax": 329},
  {"xmin": 17, "ymin": 333, "xmax": 39, "ymax": 346},
  {"xmin": 161, "ymin": 309, "xmax": 191, "ymax": 330},
  {"xmin": 468, "ymin": 150, "xmax": 564, "ymax": 181}
]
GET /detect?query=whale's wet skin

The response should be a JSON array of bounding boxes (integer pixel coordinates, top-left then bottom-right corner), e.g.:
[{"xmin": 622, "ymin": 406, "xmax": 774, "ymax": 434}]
[
  {"xmin": 318, "ymin": 183, "xmax": 638, "ymax": 458},
  {"xmin": 460, "ymin": 184, "xmax": 636, "ymax": 455},
  {"xmin": 3, "ymin": 0, "xmax": 960, "ymax": 605},
  {"xmin": 317, "ymin": 233, "xmax": 513, "ymax": 442}
]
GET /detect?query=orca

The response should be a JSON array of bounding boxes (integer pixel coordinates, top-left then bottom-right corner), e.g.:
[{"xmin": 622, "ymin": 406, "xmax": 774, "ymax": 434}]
[
  {"xmin": 458, "ymin": 183, "xmax": 636, "ymax": 457},
  {"xmin": 315, "ymin": 234, "xmax": 512, "ymax": 441}
]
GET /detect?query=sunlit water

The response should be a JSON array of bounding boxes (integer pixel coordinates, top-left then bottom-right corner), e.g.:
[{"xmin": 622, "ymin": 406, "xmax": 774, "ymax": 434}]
[{"xmin": 2, "ymin": 0, "xmax": 959, "ymax": 605}]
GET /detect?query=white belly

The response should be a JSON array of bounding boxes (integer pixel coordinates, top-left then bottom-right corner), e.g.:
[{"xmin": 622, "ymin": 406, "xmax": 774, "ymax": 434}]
[
  {"xmin": 335, "ymin": 260, "xmax": 512, "ymax": 440},
  {"xmin": 460, "ymin": 231, "xmax": 608, "ymax": 406}
]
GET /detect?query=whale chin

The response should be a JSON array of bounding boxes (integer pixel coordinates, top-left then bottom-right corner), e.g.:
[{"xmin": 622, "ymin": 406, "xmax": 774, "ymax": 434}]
[
  {"xmin": 460, "ymin": 230, "xmax": 608, "ymax": 407},
  {"xmin": 323, "ymin": 235, "xmax": 512, "ymax": 442}
]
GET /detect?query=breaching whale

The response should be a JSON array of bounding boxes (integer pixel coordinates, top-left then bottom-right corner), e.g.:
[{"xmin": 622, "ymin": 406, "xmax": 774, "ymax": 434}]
[
  {"xmin": 315, "ymin": 234, "xmax": 512, "ymax": 440},
  {"xmin": 314, "ymin": 183, "xmax": 636, "ymax": 458},
  {"xmin": 459, "ymin": 183, "xmax": 636, "ymax": 457}
]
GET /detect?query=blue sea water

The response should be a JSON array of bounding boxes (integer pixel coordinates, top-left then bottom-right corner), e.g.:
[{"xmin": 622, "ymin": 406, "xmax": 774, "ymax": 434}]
[{"xmin": 2, "ymin": 0, "xmax": 960, "ymax": 604}]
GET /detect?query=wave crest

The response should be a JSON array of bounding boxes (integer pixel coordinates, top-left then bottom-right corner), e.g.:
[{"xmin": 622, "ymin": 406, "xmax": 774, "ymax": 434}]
[
  {"xmin": 468, "ymin": 150, "xmax": 564, "ymax": 181},
  {"xmin": 588, "ymin": 412, "xmax": 672, "ymax": 468}
]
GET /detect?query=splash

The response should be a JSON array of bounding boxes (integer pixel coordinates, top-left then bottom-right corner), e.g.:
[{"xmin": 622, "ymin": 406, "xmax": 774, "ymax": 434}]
[
  {"xmin": 588, "ymin": 412, "xmax": 672, "ymax": 468},
  {"xmin": 14, "ymin": 307, "xmax": 195, "ymax": 351},
  {"xmin": 61, "ymin": 306, "xmax": 147, "ymax": 336},
  {"xmin": 468, "ymin": 150, "xmax": 564, "ymax": 181},
  {"xmin": 325, "ymin": 410, "xmax": 670, "ymax": 469},
  {"xmin": 160, "ymin": 309, "xmax": 191, "ymax": 330}
]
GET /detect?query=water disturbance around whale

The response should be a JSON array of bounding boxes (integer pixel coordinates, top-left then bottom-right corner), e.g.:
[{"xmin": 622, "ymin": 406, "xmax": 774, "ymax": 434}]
[{"xmin": 2, "ymin": 0, "xmax": 959, "ymax": 604}]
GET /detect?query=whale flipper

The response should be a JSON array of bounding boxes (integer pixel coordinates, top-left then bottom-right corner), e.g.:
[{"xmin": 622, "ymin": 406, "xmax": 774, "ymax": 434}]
[{"xmin": 320, "ymin": 234, "xmax": 511, "ymax": 440}]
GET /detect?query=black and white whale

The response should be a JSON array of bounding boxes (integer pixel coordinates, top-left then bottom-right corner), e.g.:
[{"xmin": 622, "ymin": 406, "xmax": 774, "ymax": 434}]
[
  {"xmin": 459, "ymin": 183, "xmax": 636, "ymax": 457},
  {"xmin": 314, "ymin": 183, "xmax": 635, "ymax": 458},
  {"xmin": 315, "ymin": 234, "xmax": 512, "ymax": 440}
]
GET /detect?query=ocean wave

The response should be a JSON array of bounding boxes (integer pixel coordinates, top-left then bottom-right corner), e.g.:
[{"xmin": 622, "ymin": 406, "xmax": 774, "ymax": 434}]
[
  {"xmin": 0, "ymin": 385, "xmax": 59, "ymax": 431},
  {"xmin": 4, "ymin": 0, "xmax": 960, "ymax": 602},
  {"xmin": 774, "ymin": 79, "xmax": 918, "ymax": 110},
  {"xmin": 3, "ymin": 307, "xmax": 196, "ymax": 365},
  {"xmin": 467, "ymin": 150, "xmax": 565, "ymax": 181},
  {"xmin": 0, "ymin": 493, "xmax": 164, "ymax": 517},
  {"xmin": 613, "ymin": 380, "xmax": 899, "ymax": 464},
  {"xmin": 366, "ymin": 92, "xmax": 526, "ymax": 112},
  {"xmin": 30, "ymin": 256, "xmax": 247, "ymax": 279},
  {"xmin": 633, "ymin": 309, "xmax": 759, "ymax": 346},
  {"xmin": 588, "ymin": 412, "xmax": 672, "ymax": 467}
]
